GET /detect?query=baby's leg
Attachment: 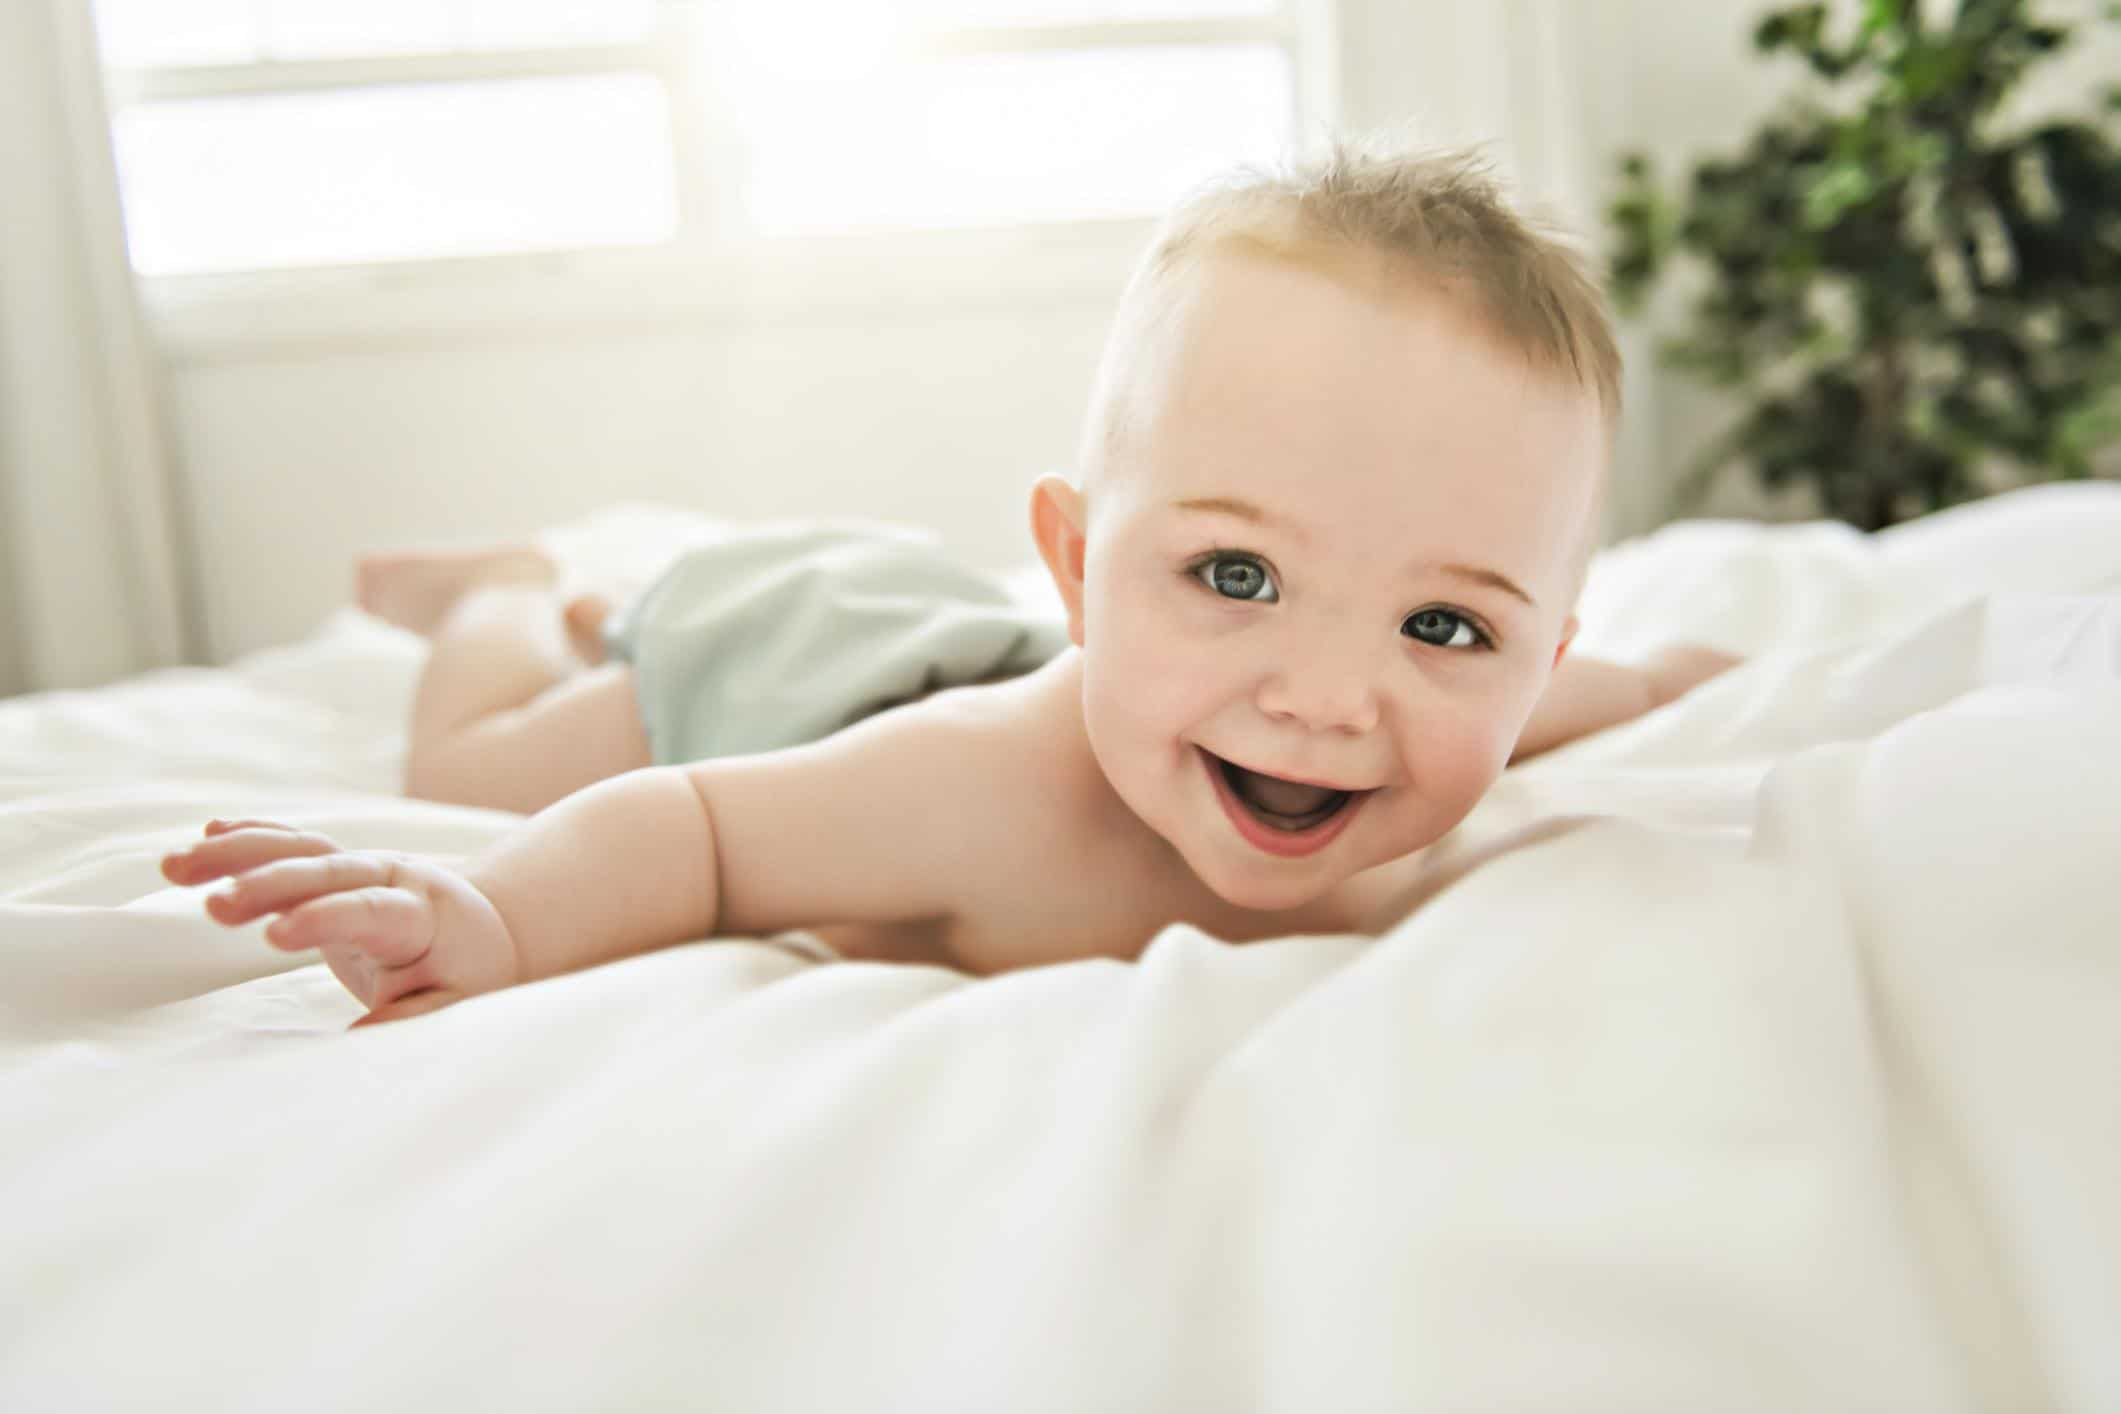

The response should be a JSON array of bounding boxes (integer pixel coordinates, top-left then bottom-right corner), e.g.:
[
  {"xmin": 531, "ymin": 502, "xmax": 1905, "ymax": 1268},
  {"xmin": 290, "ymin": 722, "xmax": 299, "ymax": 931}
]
[
  {"xmin": 358, "ymin": 545, "xmax": 651, "ymax": 814},
  {"xmin": 356, "ymin": 541, "xmax": 553, "ymax": 638}
]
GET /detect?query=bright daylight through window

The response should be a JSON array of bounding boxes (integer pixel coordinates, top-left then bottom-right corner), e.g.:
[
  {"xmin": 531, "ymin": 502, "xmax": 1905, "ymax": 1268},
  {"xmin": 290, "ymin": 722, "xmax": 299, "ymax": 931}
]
[{"xmin": 92, "ymin": 0, "xmax": 1304, "ymax": 278}]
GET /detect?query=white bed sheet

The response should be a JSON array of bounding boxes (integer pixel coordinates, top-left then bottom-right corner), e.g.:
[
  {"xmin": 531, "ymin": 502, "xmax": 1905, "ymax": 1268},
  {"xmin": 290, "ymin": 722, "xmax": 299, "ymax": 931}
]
[{"xmin": 4, "ymin": 485, "xmax": 2119, "ymax": 1412}]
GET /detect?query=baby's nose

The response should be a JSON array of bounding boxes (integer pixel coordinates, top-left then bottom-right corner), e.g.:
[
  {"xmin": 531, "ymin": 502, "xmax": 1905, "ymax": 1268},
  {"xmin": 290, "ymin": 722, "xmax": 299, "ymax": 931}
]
[{"xmin": 1256, "ymin": 639, "xmax": 1381, "ymax": 735}]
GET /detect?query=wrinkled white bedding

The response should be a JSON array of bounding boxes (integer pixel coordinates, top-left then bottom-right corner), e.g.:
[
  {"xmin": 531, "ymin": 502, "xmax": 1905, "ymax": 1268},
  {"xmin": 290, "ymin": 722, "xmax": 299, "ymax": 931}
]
[{"xmin": 4, "ymin": 486, "xmax": 2118, "ymax": 1412}]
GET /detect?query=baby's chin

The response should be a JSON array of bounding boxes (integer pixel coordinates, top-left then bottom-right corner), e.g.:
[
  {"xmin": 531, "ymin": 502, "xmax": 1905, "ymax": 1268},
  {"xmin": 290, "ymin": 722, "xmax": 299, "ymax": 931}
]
[
  {"xmin": 1187, "ymin": 810, "xmax": 1466, "ymax": 916},
  {"xmin": 1192, "ymin": 856, "xmax": 1356, "ymax": 915}
]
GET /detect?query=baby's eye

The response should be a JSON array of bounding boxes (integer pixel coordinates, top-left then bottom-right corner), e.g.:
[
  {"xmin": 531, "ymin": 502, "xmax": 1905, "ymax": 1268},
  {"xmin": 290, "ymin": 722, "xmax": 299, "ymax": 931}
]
[
  {"xmin": 1402, "ymin": 607, "xmax": 1489, "ymax": 650},
  {"xmin": 1195, "ymin": 554, "xmax": 1279, "ymax": 603}
]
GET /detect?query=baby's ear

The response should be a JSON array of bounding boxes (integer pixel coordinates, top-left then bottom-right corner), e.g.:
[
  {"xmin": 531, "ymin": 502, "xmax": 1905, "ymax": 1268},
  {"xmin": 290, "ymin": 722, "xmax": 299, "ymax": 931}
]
[{"xmin": 1029, "ymin": 474, "xmax": 1089, "ymax": 647}]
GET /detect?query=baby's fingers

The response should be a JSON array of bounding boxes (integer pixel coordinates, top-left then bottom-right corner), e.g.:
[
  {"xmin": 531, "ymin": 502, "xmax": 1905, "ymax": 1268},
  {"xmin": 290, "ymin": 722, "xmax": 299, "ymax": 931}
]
[
  {"xmin": 204, "ymin": 817, "xmax": 298, "ymax": 836},
  {"xmin": 350, "ymin": 988, "xmax": 463, "ymax": 1030},
  {"xmin": 268, "ymin": 885, "xmax": 435, "ymax": 967},
  {"xmin": 165, "ymin": 824, "xmax": 339, "ymax": 886},
  {"xmin": 204, "ymin": 851, "xmax": 397, "ymax": 927}
]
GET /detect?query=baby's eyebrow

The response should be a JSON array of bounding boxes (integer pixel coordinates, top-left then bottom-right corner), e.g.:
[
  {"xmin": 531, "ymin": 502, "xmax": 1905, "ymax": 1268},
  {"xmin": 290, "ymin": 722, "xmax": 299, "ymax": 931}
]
[
  {"xmin": 1172, "ymin": 495, "xmax": 1538, "ymax": 610},
  {"xmin": 1437, "ymin": 564, "xmax": 1537, "ymax": 610},
  {"xmin": 1173, "ymin": 495, "xmax": 1296, "ymax": 537}
]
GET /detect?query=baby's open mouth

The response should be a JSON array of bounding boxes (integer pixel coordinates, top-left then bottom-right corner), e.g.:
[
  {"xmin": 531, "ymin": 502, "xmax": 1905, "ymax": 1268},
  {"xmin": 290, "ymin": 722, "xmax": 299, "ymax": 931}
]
[{"xmin": 1207, "ymin": 751, "xmax": 1362, "ymax": 832}]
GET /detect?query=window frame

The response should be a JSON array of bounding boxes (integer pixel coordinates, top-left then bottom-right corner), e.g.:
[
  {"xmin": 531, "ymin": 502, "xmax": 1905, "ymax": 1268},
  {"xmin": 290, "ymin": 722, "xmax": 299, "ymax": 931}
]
[{"xmin": 96, "ymin": 2, "xmax": 1342, "ymax": 356}]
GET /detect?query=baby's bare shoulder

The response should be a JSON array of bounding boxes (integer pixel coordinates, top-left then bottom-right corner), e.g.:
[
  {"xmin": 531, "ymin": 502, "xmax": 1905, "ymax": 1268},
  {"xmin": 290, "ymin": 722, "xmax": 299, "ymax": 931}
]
[
  {"xmin": 916, "ymin": 656, "xmax": 1113, "ymax": 828},
  {"xmin": 913, "ymin": 658, "xmax": 1199, "ymax": 970},
  {"xmin": 692, "ymin": 651, "xmax": 1107, "ymax": 940},
  {"xmin": 893, "ymin": 651, "xmax": 1092, "ymax": 775}
]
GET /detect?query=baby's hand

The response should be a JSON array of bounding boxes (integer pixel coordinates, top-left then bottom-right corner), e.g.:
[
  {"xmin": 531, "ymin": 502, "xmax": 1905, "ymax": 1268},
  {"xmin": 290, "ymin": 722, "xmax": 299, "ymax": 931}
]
[
  {"xmin": 1642, "ymin": 643, "xmax": 1744, "ymax": 708},
  {"xmin": 161, "ymin": 819, "xmax": 521, "ymax": 1028}
]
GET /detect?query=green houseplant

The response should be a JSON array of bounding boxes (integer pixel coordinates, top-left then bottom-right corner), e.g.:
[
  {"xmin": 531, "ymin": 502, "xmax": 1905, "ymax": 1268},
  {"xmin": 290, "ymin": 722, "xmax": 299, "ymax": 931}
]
[{"xmin": 1608, "ymin": 0, "xmax": 2121, "ymax": 530}]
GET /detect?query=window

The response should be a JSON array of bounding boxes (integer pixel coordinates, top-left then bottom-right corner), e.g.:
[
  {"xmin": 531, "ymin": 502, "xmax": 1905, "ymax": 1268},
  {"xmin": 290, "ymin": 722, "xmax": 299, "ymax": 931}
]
[{"xmin": 93, "ymin": 0, "xmax": 1320, "ymax": 281}]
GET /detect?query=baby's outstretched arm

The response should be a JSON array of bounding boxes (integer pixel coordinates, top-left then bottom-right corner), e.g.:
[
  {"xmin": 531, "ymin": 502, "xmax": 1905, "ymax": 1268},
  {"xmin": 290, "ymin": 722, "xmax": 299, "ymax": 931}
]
[
  {"xmin": 168, "ymin": 700, "xmax": 989, "ymax": 1025},
  {"xmin": 1510, "ymin": 644, "xmax": 1741, "ymax": 763},
  {"xmin": 164, "ymin": 770, "xmax": 719, "ymax": 1026},
  {"xmin": 165, "ymin": 819, "xmax": 521, "ymax": 1026}
]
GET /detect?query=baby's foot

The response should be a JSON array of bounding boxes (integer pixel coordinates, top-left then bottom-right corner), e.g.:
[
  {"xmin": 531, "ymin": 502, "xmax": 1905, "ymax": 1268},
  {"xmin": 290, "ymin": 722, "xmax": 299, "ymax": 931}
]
[
  {"xmin": 354, "ymin": 542, "xmax": 557, "ymax": 637},
  {"xmin": 561, "ymin": 591, "xmax": 619, "ymax": 665}
]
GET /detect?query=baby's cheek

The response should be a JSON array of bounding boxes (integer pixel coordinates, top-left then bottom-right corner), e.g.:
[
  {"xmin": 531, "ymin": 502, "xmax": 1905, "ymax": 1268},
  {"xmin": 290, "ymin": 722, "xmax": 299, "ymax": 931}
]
[
  {"xmin": 1081, "ymin": 630, "xmax": 1202, "ymax": 771},
  {"xmin": 1092, "ymin": 605, "xmax": 1209, "ymax": 711},
  {"xmin": 1413, "ymin": 712, "xmax": 1515, "ymax": 813}
]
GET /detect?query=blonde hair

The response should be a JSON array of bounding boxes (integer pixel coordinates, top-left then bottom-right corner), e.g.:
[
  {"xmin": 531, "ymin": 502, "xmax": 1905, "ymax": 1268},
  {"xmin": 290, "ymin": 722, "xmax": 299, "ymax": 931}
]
[{"xmin": 1081, "ymin": 138, "xmax": 1623, "ymax": 477}]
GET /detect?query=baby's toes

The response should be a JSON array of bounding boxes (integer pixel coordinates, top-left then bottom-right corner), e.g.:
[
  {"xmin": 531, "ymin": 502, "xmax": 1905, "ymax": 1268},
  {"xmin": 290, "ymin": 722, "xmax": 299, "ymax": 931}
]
[{"xmin": 562, "ymin": 592, "xmax": 617, "ymax": 663}]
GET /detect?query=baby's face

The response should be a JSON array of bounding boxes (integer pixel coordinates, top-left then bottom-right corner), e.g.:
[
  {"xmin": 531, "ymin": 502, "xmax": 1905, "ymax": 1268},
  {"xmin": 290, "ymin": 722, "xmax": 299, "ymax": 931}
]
[{"xmin": 1070, "ymin": 250, "xmax": 1603, "ymax": 911}]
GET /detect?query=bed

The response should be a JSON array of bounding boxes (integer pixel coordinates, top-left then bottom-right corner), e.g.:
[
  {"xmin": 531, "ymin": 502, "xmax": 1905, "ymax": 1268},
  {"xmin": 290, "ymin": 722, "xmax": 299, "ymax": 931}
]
[{"xmin": 5, "ymin": 484, "xmax": 2119, "ymax": 1411}]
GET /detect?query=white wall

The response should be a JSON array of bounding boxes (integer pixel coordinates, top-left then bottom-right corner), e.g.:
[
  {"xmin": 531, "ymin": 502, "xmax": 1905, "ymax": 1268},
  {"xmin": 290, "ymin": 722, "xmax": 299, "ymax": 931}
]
[
  {"xmin": 173, "ymin": 293, "xmax": 1116, "ymax": 660},
  {"xmin": 147, "ymin": 0, "xmax": 2121, "ymax": 661}
]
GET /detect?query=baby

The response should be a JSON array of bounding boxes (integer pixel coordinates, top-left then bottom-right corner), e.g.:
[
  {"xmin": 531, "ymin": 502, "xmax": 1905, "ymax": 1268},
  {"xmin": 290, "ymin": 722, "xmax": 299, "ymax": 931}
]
[{"xmin": 163, "ymin": 142, "xmax": 1735, "ymax": 1027}]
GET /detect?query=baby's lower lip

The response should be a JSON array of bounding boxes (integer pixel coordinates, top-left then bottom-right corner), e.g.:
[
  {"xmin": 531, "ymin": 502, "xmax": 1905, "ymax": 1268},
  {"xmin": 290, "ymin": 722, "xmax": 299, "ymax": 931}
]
[{"xmin": 1200, "ymin": 749, "xmax": 1368, "ymax": 859}]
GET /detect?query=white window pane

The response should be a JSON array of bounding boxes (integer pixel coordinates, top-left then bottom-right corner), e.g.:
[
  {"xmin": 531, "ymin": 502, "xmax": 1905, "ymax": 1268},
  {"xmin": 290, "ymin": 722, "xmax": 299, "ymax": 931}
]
[
  {"xmin": 260, "ymin": 0, "xmax": 451, "ymax": 59},
  {"xmin": 262, "ymin": 0, "xmax": 658, "ymax": 57},
  {"xmin": 741, "ymin": 46, "xmax": 1292, "ymax": 235},
  {"xmin": 111, "ymin": 75, "xmax": 679, "ymax": 275},
  {"xmin": 706, "ymin": 2, "xmax": 1278, "ymax": 81},
  {"xmin": 913, "ymin": 0, "xmax": 1277, "ymax": 23},
  {"xmin": 455, "ymin": 0, "xmax": 658, "ymax": 50},
  {"xmin": 94, "ymin": 0, "xmax": 659, "ymax": 65},
  {"xmin": 93, "ymin": 0, "xmax": 257, "ymax": 68}
]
